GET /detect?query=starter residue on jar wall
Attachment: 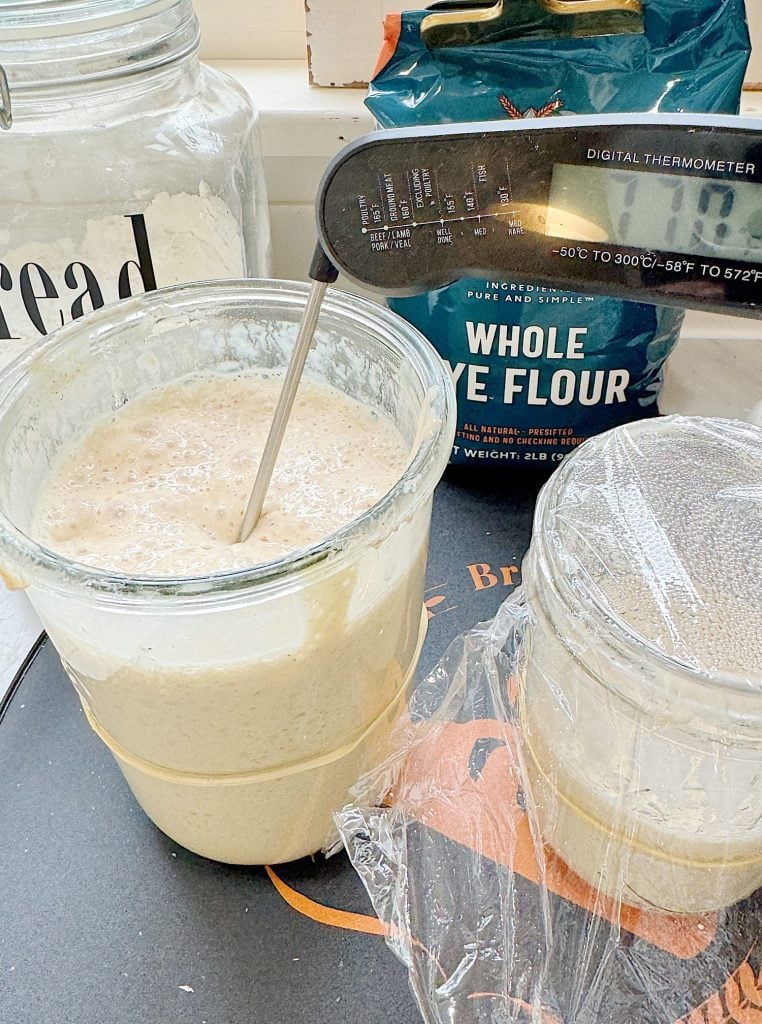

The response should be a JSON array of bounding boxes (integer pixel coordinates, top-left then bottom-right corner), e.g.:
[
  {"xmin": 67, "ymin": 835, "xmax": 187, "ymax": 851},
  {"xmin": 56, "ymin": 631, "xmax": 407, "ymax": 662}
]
[
  {"xmin": 520, "ymin": 416, "xmax": 762, "ymax": 914},
  {"xmin": 33, "ymin": 371, "xmax": 409, "ymax": 575},
  {"xmin": 0, "ymin": 186, "xmax": 244, "ymax": 370}
]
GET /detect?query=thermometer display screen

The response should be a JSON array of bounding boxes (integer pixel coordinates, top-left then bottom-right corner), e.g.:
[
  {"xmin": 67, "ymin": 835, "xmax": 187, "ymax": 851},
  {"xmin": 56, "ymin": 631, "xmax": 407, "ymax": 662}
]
[{"xmin": 546, "ymin": 164, "xmax": 762, "ymax": 265}]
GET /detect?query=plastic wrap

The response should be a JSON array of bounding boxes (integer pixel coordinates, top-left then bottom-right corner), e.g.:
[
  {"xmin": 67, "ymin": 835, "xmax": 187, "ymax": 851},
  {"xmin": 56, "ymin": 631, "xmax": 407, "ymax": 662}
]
[{"xmin": 337, "ymin": 416, "xmax": 762, "ymax": 1024}]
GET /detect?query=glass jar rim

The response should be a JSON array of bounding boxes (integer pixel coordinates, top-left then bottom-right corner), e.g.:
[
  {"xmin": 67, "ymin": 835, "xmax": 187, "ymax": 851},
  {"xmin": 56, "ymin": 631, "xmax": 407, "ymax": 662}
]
[
  {"xmin": 0, "ymin": 279, "xmax": 456, "ymax": 606},
  {"xmin": 530, "ymin": 416, "xmax": 762, "ymax": 697}
]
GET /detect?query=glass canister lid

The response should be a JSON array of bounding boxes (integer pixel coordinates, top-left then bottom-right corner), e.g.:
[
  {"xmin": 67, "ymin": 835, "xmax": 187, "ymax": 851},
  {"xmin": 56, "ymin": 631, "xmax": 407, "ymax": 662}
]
[
  {"xmin": 0, "ymin": 0, "xmax": 176, "ymax": 36},
  {"xmin": 0, "ymin": 1, "xmax": 197, "ymax": 94},
  {"xmin": 535, "ymin": 415, "xmax": 762, "ymax": 686}
]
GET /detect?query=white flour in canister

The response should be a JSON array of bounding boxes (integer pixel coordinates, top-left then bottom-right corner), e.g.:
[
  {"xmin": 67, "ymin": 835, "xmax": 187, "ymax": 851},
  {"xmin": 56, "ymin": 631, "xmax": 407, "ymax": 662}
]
[
  {"xmin": 32, "ymin": 370, "xmax": 426, "ymax": 863},
  {"xmin": 0, "ymin": 187, "xmax": 244, "ymax": 370}
]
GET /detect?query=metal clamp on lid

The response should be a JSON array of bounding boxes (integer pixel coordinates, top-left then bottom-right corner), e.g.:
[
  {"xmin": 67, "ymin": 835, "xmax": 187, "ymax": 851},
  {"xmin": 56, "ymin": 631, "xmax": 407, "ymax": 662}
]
[{"xmin": 420, "ymin": 0, "xmax": 644, "ymax": 47}]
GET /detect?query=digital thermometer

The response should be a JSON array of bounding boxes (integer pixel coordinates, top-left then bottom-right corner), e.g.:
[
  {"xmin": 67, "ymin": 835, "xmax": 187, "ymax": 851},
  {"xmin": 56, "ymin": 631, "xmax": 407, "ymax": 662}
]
[
  {"xmin": 316, "ymin": 113, "xmax": 762, "ymax": 318},
  {"xmin": 242, "ymin": 115, "xmax": 762, "ymax": 535}
]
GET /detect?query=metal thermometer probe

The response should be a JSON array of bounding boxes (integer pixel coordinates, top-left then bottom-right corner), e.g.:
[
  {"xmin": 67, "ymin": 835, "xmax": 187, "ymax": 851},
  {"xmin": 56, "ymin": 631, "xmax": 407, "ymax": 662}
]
[{"xmin": 238, "ymin": 246, "xmax": 338, "ymax": 542}]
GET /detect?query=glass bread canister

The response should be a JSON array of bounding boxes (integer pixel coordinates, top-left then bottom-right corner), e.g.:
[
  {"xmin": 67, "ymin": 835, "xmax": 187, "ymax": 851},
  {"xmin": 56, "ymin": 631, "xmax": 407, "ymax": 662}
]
[
  {"xmin": 0, "ymin": 0, "xmax": 271, "ymax": 370},
  {"xmin": 518, "ymin": 416, "xmax": 762, "ymax": 915}
]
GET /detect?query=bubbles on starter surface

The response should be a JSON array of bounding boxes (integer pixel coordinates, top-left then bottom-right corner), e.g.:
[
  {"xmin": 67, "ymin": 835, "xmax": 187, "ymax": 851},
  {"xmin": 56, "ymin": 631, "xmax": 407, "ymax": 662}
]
[{"xmin": 33, "ymin": 371, "xmax": 408, "ymax": 576}]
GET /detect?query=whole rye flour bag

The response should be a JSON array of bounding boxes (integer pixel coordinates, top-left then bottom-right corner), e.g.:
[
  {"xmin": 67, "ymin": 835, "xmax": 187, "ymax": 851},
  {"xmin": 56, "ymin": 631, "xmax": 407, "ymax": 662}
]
[{"xmin": 368, "ymin": 0, "xmax": 750, "ymax": 467}]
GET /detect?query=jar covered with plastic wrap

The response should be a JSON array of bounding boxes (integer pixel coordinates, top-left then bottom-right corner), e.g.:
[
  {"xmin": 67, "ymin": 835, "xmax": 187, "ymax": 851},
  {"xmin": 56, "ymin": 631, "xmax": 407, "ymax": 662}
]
[
  {"xmin": 519, "ymin": 416, "xmax": 762, "ymax": 914},
  {"xmin": 0, "ymin": 0, "xmax": 270, "ymax": 371}
]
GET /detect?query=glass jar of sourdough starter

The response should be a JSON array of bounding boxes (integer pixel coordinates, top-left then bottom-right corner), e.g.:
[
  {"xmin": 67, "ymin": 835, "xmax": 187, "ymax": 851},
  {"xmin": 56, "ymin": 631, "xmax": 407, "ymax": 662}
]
[
  {"xmin": 519, "ymin": 416, "xmax": 762, "ymax": 915},
  {"xmin": 0, "ymin": 0, "xmax": 270, "ymax": 371},
  {"xmin": 0, "ymin": 280, "xmax": 455, "ymax": 864}
]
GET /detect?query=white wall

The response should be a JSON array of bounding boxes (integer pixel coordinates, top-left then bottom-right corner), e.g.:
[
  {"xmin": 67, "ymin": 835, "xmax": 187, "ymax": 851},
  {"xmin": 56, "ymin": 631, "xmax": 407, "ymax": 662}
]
[{"xmin": 195, "ymin": 0, "xmax": 306, "ymax": 59}]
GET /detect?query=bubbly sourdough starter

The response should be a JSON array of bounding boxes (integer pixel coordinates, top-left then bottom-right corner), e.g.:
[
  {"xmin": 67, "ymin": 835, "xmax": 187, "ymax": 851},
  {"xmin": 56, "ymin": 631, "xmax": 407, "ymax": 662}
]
[
  {"xmin": 32, "ymin": 372, "xmax": 427, "ymax": 863},
  {"xmin": 35, "ymin": 371, "xmax": 408, "ymax": 574}
]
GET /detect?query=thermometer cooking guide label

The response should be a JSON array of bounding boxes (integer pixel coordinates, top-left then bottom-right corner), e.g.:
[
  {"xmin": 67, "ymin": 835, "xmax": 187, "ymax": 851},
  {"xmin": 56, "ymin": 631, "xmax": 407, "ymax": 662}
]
[{"xmin": 318, "ymin": 116, "xmax": 762, "ymax": 317}]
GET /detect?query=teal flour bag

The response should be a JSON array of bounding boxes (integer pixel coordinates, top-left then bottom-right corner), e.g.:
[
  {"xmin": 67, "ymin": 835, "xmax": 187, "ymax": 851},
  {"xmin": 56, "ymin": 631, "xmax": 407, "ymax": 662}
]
[{"xmin": 367, "ymin": 0, "xmax": 750, "ymax": 467}]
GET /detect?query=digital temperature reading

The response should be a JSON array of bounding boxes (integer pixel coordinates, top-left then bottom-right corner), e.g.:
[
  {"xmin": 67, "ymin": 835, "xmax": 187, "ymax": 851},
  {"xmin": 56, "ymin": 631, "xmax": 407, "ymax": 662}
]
[
  {"xmin": 317, "ymin": 114, "xmax": 762, "ymax": 318},
  {"xmin": 546, "ymin": 165, "xmax": 762, "ymax": 264}
]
